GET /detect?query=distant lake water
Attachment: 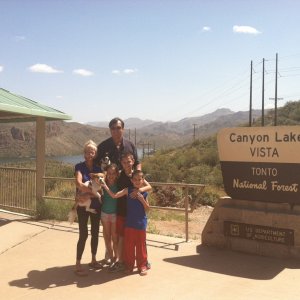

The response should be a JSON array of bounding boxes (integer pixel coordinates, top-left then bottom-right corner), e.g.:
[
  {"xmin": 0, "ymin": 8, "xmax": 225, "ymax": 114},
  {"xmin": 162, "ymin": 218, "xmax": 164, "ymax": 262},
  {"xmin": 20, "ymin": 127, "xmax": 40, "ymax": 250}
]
[
  {"xmin": 0, "ymin": 155, "xmax": 83, "ymax": 165},
  {"xmin": 0, "ymin": 149, "xmax": 145, "ymax": 165},
  {"xmin": 49, "ymin": 148, "xmax": 144, "ymax": 164},
  {"xmin": 48, "ymin": 155, "xmax": 84, "ymax": 165}
]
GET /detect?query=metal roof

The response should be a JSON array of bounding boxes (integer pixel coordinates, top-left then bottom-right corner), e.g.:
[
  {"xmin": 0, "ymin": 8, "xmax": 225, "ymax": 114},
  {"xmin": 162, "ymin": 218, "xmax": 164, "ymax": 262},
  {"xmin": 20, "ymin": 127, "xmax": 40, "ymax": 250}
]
[{"xmin": 0, "ymin": 88, "xmax": 72, "ymax": 122}]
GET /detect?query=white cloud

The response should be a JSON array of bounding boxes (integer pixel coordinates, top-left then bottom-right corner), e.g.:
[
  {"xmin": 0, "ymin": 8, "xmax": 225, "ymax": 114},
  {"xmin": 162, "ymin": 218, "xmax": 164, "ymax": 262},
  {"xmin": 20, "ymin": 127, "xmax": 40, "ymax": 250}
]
[
  {"xmin": 28, "ymin": 64, "xmax": 63, "ymax": 74},
  {"xmin": 123, "ymin": 68, "xmax": 138, "ymax": 74},
  {"xmin": 14, "ymin": 35, "xmax": 26, "ymax": 42},
  {"xmin": 202, "ymin": 26, "xmax": 211, "ymax": 32},
  {"xmin": 0, "ymin": 66, "xmax": 3, "ymax": 72},
  {"xmin": 112, "ymin": 68, "xmax": 138, "ymax": 75},
  {"xmin": 233, "ymin": 25, "xmax": 261, "ymax": 35},
  {"xmin": 112, "ymin": 70, "xmax": 121, "ymax": 75},
  {"xmin": 73, "ymin": 69, "xmax": 94, "ymax": 77},
  {"xmin": 56, "ymin": 95, "xmax": 63, "ymax": 99}
]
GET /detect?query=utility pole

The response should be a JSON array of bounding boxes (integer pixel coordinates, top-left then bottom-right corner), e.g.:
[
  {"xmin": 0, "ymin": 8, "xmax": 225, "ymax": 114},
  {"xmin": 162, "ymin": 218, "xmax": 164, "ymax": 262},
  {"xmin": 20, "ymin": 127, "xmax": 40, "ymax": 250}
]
[
  {"xmin": 193, "ymin": 124, "xmax": 197, "ymax": 142},
  {"xmin": 249, "ymin": 60, "xmax": 253, "ymax": 127},
  {"xmin": 128, "ymin": 129, "xmax": 131, "ymax": 141},
  {"xmin": 138, "ymin": 142, "xmax": 146, "ymax": 158},
  {"xmin": 275, "ymin": 53, "xmax": 278, "ymax": 126},
  {"xmin": 262, "ymin": 58, "xmax": 265, "ymax": 127},
  {"xmin": 269, "ymin": 97, "xmax": 283, "ymax": 125},
  {"xmin": 147, "ymin": 142, "xmax": 151, "ymax": 156}
]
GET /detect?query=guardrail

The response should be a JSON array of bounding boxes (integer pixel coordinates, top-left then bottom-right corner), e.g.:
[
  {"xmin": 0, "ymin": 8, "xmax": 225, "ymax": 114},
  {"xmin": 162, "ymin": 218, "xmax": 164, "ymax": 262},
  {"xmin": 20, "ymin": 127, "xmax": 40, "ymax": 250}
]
[
  {"xmin": 0, "ymin": 167, "xmax": 205, "ymax": 241},
  {"xmin": 42, "ymin": 177, "xmax": 205, "ymax": 241},
  {"xmin": 0, "ymin": 167, "xmax": 36, "ymax": 212}
]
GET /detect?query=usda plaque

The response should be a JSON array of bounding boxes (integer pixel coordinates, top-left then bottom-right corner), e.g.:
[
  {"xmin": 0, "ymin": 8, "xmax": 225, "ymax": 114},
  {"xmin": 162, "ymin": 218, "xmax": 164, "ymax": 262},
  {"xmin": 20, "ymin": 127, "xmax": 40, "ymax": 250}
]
[
  {"xmin": 224, "ymin": 221, "xmax": 294, "ymax": 246},
  {"xmin": 218, "ymin": 126, "xmax": 300, "ymax": 204}
]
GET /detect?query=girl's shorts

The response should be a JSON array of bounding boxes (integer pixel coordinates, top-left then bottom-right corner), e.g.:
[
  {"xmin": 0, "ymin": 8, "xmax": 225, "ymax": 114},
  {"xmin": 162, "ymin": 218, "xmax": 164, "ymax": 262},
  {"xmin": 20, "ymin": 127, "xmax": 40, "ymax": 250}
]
[{"xmin": 101, "ymin": 211, "xmax": 116, "ymax": 223}]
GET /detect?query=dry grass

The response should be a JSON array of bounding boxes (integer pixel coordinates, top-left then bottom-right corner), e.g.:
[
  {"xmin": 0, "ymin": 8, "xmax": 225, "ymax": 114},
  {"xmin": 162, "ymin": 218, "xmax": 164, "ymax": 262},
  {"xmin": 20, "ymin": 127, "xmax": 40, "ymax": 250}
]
[{"xmin": 148, "ymin": 205, "xmax": 213, "ymax": 240}]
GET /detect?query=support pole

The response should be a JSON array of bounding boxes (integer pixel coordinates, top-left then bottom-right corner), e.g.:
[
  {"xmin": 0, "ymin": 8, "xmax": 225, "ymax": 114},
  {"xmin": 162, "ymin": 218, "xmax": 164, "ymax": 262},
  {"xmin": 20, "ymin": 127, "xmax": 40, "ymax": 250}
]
[
  {"xmin": 249, "ymin": 60, "xmax": 253, "ymax": 127},
  {"xmin": 262, "ymin": 58, "xmax": 265, "ymax": 127},
  {"xmin": 275, "ymin": 53, "xmax": 278, "ymax": 126},
  {"xmin": 184, "ymin": 187, "xmax": 189, "ymax": 242},
  {"xmin": 36, "ymin": 117, "xmax": 45, "ymax": 207}
]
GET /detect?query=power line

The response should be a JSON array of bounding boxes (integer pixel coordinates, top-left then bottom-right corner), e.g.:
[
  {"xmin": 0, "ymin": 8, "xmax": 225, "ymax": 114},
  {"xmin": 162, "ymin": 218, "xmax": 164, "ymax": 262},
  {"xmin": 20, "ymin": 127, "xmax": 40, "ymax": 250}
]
[{"xmin": 167, "ymin": 52, "xmax": 300, "ymax": 121}]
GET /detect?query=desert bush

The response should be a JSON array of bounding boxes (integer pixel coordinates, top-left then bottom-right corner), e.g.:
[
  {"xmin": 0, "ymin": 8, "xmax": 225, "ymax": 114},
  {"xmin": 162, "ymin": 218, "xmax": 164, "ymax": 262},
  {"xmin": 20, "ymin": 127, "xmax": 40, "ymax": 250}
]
[
  {"xmin": 36, "ymin": 198, "xmax": 72, "ymax": 220},
  {"xmin": 151, "ymin": 186, "xmax": 184, "ymax": 207},
  {"xmin": 200, "ymin": 191, "xmax": 219, "ymax": 207}
]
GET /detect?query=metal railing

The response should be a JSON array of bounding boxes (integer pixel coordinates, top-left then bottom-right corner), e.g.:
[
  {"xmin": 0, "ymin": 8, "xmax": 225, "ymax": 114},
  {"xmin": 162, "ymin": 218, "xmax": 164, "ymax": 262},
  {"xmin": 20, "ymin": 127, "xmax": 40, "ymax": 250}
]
[
  {"xmin": 42, "ymin": 177, "xmax": 205, "ymax": 241},
  {"xmin": 0, "ymin": 167, "xmax": 205, "ymax": 241},
  {"xmin": 0, "ymin": 167, "xmax": 36, "ymax": 212}
]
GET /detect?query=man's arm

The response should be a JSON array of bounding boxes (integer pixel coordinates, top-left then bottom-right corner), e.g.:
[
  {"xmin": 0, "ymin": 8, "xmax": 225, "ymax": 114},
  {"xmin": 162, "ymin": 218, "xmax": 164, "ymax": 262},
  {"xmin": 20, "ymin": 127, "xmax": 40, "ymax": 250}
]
[
  {"xmin": 139, "ymin": 179, "xmax": 151, "ymax": 192},
  {"xmin": 129, "ymin": 179, "xmax": 151, "ymax": 198}
]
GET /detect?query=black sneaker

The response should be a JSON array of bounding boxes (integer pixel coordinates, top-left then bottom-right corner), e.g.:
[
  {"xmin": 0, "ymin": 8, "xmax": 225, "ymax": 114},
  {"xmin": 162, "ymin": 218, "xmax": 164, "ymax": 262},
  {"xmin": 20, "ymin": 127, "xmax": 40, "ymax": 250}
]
[
  {"xmin": 109, "ymin": 262, "xmax": 125, "ymax": 273},
  {"xmin": 98, "ymin": 258, "xmax": 111, "ymax": 266}
]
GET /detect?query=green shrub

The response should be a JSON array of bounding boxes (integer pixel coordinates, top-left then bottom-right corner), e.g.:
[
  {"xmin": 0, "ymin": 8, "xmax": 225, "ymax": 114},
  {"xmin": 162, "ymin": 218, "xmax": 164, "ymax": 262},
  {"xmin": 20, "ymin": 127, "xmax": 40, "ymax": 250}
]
[
  {"xmin": 36, "ymin": 198, "xmax": 73, "ymax": 220},
  {"xmin": 200, "ymin": 192, "xmax": 219, "ymax": 207}
]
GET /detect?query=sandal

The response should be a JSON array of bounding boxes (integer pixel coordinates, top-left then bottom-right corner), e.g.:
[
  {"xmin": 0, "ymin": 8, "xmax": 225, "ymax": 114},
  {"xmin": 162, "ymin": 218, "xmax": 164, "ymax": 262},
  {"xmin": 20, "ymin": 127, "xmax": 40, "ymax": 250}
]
[{"xmin": 88, "ymin": 262, "xmax": 103, "ymax": 269}]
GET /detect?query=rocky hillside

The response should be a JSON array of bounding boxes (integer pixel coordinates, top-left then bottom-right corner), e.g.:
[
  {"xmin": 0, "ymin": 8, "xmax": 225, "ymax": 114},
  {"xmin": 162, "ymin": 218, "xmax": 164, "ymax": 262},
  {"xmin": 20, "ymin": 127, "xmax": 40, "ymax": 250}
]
[
  {"xmin": 0, "ymin": 121, "xmax": 109, "ymax": 158},
  {"xmin": 135, "ymin": 109, "xmax": 262, "ymax": 148},
  {"xmin": 0, "ymin": 108, "xmax": 263, "ymax": 158},
  {"xmin": 88, "ymin": 117, "xmax": 156, "ymax": 129}
]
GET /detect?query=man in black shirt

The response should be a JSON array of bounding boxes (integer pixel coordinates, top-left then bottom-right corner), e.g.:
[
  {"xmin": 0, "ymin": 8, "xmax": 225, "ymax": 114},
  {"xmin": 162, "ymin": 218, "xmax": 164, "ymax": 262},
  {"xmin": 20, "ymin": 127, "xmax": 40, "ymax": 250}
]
[{"xmin": 95, "ymin": 117, "xmax": 141, "ymax": 171}]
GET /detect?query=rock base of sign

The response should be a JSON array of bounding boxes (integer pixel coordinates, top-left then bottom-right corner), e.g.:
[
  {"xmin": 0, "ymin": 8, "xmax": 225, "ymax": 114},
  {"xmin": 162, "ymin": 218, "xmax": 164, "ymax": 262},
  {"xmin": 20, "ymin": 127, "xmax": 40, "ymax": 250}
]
[{"xmin": 200, "ymin": 196, "xmax": 300, "ymax": 259}]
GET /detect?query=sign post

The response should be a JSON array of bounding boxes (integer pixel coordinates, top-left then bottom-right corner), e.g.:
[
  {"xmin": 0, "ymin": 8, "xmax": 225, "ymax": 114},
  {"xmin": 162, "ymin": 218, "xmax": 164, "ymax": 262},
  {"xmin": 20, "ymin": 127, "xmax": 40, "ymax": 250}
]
[
  {"xmin": 218, "ymin": 126, "xmax": 300, "ymax": 204},
  {"xmin": 200, "ymin": 126, "xmax": 300, "ymax": 259}
]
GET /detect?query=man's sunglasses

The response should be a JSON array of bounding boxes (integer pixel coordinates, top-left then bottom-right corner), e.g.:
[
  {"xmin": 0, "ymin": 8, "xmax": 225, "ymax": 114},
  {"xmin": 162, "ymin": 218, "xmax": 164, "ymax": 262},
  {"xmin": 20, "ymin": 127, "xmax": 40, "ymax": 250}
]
[{"xmin": 110, "ymin": 126, "xmax": 123, "ymax": 130}]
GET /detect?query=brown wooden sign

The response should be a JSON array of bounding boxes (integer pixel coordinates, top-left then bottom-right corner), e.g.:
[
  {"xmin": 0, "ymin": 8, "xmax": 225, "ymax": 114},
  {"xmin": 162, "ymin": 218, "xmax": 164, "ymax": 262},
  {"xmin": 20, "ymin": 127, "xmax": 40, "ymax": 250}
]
[
  {"xmin": 224, "ymin": 221, "xmax": 294, "ymax": 246},
  {"xmin": 218, "ymin": 126, "xmax": 300, "ymax": 204}
]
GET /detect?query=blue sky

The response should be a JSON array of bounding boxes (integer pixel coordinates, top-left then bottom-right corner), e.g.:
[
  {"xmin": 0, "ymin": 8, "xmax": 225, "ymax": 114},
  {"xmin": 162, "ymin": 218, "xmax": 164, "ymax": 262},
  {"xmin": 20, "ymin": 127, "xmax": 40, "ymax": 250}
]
[{"xmin": 1, "ymin": 0, "xmax": 300, "ymax": 124}]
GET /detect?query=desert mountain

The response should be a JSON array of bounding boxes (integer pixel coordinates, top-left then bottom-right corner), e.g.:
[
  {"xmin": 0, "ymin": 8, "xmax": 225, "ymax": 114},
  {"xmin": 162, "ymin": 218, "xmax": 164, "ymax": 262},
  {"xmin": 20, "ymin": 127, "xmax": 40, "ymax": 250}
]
[
  {"xmin": 0, "ymin": 108, "xmax": 262, "ymax": 158},
  {"xmin": 88, "ymin": 117, "xmax": 156, "ymax": 129}
]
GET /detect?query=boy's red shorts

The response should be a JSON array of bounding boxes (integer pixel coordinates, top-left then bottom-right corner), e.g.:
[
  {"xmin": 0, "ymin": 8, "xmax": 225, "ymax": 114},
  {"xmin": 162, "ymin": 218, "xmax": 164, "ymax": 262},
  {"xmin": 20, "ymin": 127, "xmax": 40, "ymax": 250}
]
[{"xmin": 116, "ymin": 216, "xmax": 125, "ymax": 237}]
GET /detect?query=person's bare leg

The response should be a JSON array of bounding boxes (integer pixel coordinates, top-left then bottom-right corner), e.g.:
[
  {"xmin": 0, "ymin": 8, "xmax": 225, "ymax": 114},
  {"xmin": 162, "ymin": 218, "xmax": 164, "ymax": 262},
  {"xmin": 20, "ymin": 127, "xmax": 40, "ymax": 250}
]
[
  {"xmin": 102, "ymin": 219, "xmax": 114, "ymax": 260},
  {"xmin": 111, "ymin": 221, "xmax": 118, "ymax": 260},
  {"xmin": 75, "ymin": 259, "xmax": 88, "ymax": 276}
]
